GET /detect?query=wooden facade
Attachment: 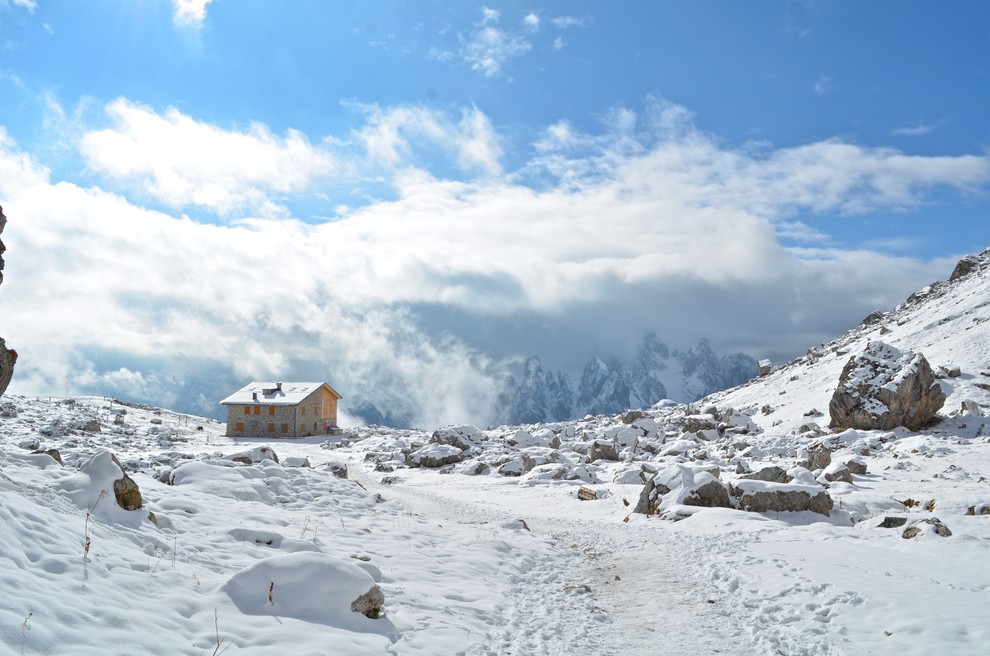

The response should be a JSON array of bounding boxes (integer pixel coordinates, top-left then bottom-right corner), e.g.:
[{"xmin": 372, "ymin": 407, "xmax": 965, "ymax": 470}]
[{"xmin": 220, "ymin": 382, "xmax": 342, "ymax": 438}]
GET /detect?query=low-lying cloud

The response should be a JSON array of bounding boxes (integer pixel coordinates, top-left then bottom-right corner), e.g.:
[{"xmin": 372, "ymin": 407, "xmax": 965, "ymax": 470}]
[{"xmin": 0, "ymin": 95, "xmax": 982, "ymax": 428}]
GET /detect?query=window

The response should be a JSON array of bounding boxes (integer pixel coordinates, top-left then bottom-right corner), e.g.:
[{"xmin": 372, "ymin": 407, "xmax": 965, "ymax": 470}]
[
  {"xmin": 267, "ymin": 422, "xmax": 275, "ymax": 433},
  {"xmin": 300, "ymin": 406, "xmax": 306, "ymax": 416},
  {"xmin": 243, "ymin": 406, "xmax": 250, "ymax": 415},
  {"xmin": 281, "ymin": 423, "xmax": 288, "ymax": 434},
  {"xmin": 235, "ymin": 421, "xmax": 244, "ymax": 432},
  {"xmin": 253, "ymin": 406, "xmax": 261, "ymax": 415},
  {"xmin": 313, "ymin": 422, "xmax": 317, "ymax": 432},
  {"xmin": 268, "ymin": 405, "xmax": 275, "ymax": 416}
]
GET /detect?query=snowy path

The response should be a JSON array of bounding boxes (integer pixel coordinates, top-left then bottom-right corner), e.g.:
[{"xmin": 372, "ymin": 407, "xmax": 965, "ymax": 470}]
[{"xmin": 354, "ymin": 469, "xmax": 756, "ymax": 655}]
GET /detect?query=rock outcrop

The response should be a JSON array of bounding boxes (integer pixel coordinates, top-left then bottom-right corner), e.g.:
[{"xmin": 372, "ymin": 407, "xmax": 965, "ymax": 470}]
[
  {"xmin": 829, "ymin": 341, "xmax": 946, "ymax": 431},
  {"xmin": 0, "ymin": 205, "xmax": 15, "ymax": 398},
  {"xmin": 729, "ymin": 480, "xmax": 834, "ymax": 516}
]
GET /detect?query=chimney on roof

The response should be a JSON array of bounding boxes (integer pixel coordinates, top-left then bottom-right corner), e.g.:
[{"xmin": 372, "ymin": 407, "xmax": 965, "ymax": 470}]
[
  {"xmin": 276, "ymin": 382, "xmax": 282, "ymax": 392},
  {"xmin": 252, "ymin": 392, "xmax": 258, "ymax": 401}
]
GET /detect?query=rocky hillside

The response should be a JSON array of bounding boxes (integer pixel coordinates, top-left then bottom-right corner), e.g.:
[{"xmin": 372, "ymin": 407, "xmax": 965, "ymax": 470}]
[{"xmin": 498, "ymin": 334, "xmax": 758, "ymax": 425}]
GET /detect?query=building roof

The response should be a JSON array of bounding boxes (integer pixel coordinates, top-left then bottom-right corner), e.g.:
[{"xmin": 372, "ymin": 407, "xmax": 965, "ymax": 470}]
[{"xmin": 219, "ymin": 382, "xmax": 341, "ymax": 406}]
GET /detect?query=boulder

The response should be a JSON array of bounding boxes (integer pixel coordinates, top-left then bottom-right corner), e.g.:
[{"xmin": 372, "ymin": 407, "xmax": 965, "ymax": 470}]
[
  {"xmin": 430, "ymin": 425, "xmax": 484, "ymax": 451},
  {"xmin": 577, "ymin": 486, "xmax": 598, "ymax": 501},
  {"xmin": 407, "ymin": 443, "xmax": 464, "ymax": 468},
  {"xmin": 634, "ymin": 465, "xmax": 730, "ymax": 515},
  {"xmin": 350, "ymin": 584, "xmax": 385, "ymax": 619},
  {"xmin": 729, "ymin": 480, "xmax": 833, "ymax": 516},
  {"xmin": 758, "ymin": 359, "xmax": 772, "ymax": 376},
  {"xmin": 229, "ymin": 446, "xmax": 280, "ymax": 465},
  {"xmin": 323, "ymin": 461, "xmax": 349, "ymax": 479},
  {"xmin": 0, "ymin": 206, "xmax": 14, "ymax": 398},
  {"xmin": 0, "ymin": 338, "xmax": 14, "ymax": 398},
  {"xmin": 829, "ymin": 342, "xmax": 946, "ymax": 431},
  {"xmin": 902, "ymin": 517, "xmax": 952, "ymax": 539},
  {"xmin": 587, "ymin": 439, "xmax": 619, "ymax": 462},
  {"xmin": 949, "ymin": 254, "xmax": 980, "ymax": 281},
  {"xmin": 877, "ymin": 516, "xmax": 907, "ymax": 529},
  {"xmin": 844, "ymin": 458, "xmax": 868, "ymax": 475},
  {"xmin": 819, "ymin": 462, "xmax": 852, "ymax": 484},
  {"xmin": 739, "ymin": 466, "xmax": 792, "ymax": 484},
  {"xmin": 110, "ymin": 454, "xmax": 143, "ymax": 511}
]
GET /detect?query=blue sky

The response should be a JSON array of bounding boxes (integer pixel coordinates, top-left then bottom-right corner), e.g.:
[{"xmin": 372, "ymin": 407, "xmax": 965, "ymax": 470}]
[{"xmin": 0, "ymin": 0, "xmax": 988, "ymax": 426}]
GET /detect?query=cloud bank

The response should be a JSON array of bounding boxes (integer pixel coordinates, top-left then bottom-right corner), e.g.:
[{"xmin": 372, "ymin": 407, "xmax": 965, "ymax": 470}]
[{"xmin": 0, "ymin": 95, "xmax": 983, "ymax": 428}]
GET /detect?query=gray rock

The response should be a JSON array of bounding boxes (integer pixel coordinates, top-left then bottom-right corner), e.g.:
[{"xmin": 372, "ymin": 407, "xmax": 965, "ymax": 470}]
[
  {"xmin": 577, "ymin": 486, "xmax": 598, "ymax": 501},
  {"xmin": 0, "ymin": 338, "xmax": 14, "ymax": 399},
  {"xmin": 829, "ymin": 342, "xmax": 946, "ymax": 431},
  {"xmin": 822, "ymin": 464, "xmax": 852, "ymax": 484},
  {"xmin": 230, "ymin": 447, "xmax": 280, "ymax": 465},
  {"xmin": 806, "ymin": 442, "xmax": 833, "ymax": 471},
  {"xmin": 740, "ymin": 466, "xmax": 792, "ymax": 484},
  {"xmin": 634, "ymin": 475, "xmax": 673, "ymax": 516},
  {"xmin": 588, "ymin": 439, "xmax": 619, "ymax": 462},
  {"xmin": 902, "ymin": 517, "xmax": 952, "ymax": 539},
  {"xmin": 0, "ymin": 206, "xmax": 14, "ymax": 398},
  {"xmin": 949, "ymin": 254, "xmax": 980, "ymax": 281},
  {"xmin": 324, "ymin": 461, "xmax": 349, "ymax": 478},
  {"xmin": 877, "ymin": 516, "xmax": 907, "ymax": 528},
  {"xmin": 350, "ymin": 584, "xmax": 385, "ymax": 619},
  {"xmin": 729, "ymin": 481, "xmax": 833, "ymax": 516},
  {"xmin": 31, "ymin": 448, "xmax": 63, "ymax": 465},
  {"xmin": 844, "ymin": 459, "xmax": 868, "ymax": 475},
  {"xmin": 430, "ymin": 425, "xmax": 484, "ymax": 451},
  {"xmin": 407, "ymin": 444, "xmax": 464, "ymax": 468},
  {"xmin": 684, "ymin": 480, "xmax": 732, "ymax": 509}
]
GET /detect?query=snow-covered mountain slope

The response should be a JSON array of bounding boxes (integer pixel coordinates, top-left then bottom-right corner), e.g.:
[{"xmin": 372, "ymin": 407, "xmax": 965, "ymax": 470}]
[
  {"xmin": 709, "ymin": 247, "xmax": 990, "ymax": 435},
  {"xmin": 1, "ymin": 250, "xmax": 989, "ymax": 655},
  {"xmin": 499, "ymin": 334, "xmax": 757, "ymax": 424}
]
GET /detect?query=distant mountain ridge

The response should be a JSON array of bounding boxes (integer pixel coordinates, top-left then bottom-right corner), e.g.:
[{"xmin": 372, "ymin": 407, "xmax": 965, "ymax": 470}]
[{"xmin": 498, "ymin": 334, "xmax": 759, "ymax": 425}]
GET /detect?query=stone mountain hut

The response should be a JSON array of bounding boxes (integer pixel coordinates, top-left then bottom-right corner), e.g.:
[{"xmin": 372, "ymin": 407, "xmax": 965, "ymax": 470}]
[{"xmin": 220, "ymin": 381, "xmax": 342, "ymax": 438}]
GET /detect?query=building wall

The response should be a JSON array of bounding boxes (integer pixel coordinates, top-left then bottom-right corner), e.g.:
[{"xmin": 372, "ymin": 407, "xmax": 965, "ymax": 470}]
[
  {"xmin": 226, "ymin": 403, "xmax": 301, "ymax": 438},
  {"xmin": 224, "ymin": 384, "xmax": 341, "ymax": 438}
]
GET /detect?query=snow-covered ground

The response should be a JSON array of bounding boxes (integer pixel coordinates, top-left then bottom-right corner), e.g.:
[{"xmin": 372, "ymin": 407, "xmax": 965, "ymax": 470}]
[{"xmin": 1, "ymin": 251, "xmax": 989, "ymax": 655}]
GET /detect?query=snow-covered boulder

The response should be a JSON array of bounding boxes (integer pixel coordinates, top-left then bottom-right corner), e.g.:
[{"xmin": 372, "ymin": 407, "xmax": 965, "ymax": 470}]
[
  {"xmin": 407, "ymin": 443, "xmax": 464, "ymax": 468},
  {"xmin": 829, "ymin": 341, "xmax": 946, "ymax": 431},
  {"xmin": 634, "ymin": 464, "xmax": 730, "ymax": 515},
  {"xmin": 902, "ymin": 517, "xmax": 952, "ymax": 539},
  {"xmin": 739, "ymin": 466, "xmax": 791, "ymax": 484},
  {"xmin": 430, "ymin": 424, "xmax": 484, "ymax": 451},
  {"xmin": 222, "ymin": 552, "xmax": 392, "ymax": 627},
  {"xmin": 229, "ymin": 446, "xmax": 280, "ymax": 465}
]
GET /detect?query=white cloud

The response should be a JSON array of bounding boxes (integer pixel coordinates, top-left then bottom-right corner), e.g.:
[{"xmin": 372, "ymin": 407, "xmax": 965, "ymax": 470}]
[
  {"xmin": 352, "ymin": 103, "xmax": 503, "ymax": 176},
  {"xmin": 522, "ymin": 13, "xmax": 540, "ymax": 32},
  {"xmin": 79, "ymin": 99, "xmax": 337, "ymax": 215},
  {"xmin": 172, "ymin": 0, "xmax": 214, "ymax": 29},
  {"xmin": 553, "ymin": 36, "xmax": 564, "ymax": 50},
  {"xmin": 460, "ymin": 25, "xmax": 531, "ymax": 77},
  {"xmin": 551, "ymin": 15, "xmax": 591, "ymax": 29},
  {"xmin": 812, "ymin": 75, "xmax": 834, "ymax": 95},
  {"xmin": 2, "ymin": 97, "xmax": 987, "ymax": 427},
  {"xmin": 480, "ymin": 6, "xmax": 500, "ymax": 25},
  {"xmin": 1, "ymin": 0, "xmax": 37, "ymax": 12},
  {"xmin": 891, "ymin": 120, "xmax": 943, "ymax": 137}
]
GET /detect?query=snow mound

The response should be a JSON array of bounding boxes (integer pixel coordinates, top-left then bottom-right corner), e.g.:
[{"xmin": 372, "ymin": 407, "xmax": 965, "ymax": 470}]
[{"xmin": 221, "ymin": 551, "xmax": 395, "ymax": 636}]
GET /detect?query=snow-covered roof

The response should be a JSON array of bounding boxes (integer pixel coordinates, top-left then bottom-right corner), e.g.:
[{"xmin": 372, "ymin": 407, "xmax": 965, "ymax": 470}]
[{"xmin": 219, "ymin": 381, "xmax": 341, "ymax": 406}]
